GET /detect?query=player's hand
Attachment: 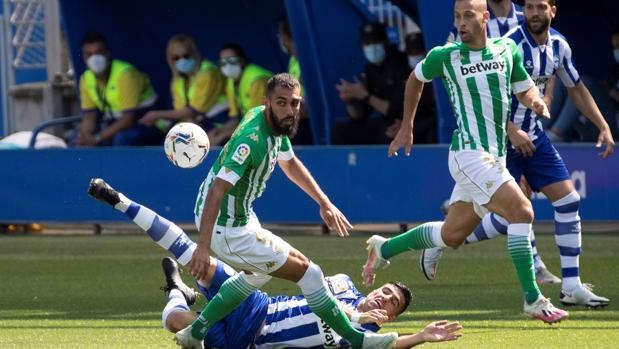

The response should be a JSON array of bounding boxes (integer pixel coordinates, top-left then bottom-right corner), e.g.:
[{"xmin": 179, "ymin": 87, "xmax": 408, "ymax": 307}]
[
  {"xmin": 509, "ymin": 128, "xmax": 536, "ymax": 157},
  {"xmin": 186, "ymin": 244, "xmax": 211, "ymax": 280},
  {"xmin": 532, "ymin": 98, "xmax": 551, "ymax": 119},
  {"xmin": 359, "ymin": 309, "xmax": 390, "ymax": 325},
  {"xmin": 388, "ymin": 126, "xmax": 413, "ymax": 157},
  {"xmin": 76, "ymin": 132, "xmax": 97, "ymax": 147},
  {"xmin": 138, "ymin": 111, "xmax": 159, "ymax": 126},
  {"xmin": 420, "ymin": 320, "xmax": 463, "ymax": 343},
  {"xmin": 319, "ymin": 202, "xmax": 353, "ymax": 237},
  {"xmin": 596, "ymin": 128, "xmax": 615, "ymax": 159}
]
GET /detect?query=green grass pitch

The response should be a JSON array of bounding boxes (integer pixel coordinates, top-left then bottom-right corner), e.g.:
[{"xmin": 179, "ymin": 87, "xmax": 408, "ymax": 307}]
[{"xmin": 0, "ymin": 231, "xmax": 617, "ymax": 348}]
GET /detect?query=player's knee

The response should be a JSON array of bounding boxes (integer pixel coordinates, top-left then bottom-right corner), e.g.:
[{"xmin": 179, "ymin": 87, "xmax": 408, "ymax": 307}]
[
  {"xmin": 442, "ymin": 233, "xmax": 464, "ymax": 249},
  {"xmin": 507, "ymin": 201, "xmax": 534, "ymax": 223},
  {"xmin": 297, "ymin": 262, "xmax": 325, "ymax": 294}
]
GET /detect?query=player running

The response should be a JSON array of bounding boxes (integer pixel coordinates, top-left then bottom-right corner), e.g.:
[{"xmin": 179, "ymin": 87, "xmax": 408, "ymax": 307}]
[
  {"xmin": 420, "ymin": 0, "xmax": 613, "ymax": 309},
  {"xmin": 362, "ymin": 0, "xmax": 569, "ymax": 324}
]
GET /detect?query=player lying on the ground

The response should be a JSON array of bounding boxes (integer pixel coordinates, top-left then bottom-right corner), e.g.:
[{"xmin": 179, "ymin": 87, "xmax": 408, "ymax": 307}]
[
  {"xmin": 88, "ymin": 179, "xmax": 462, "ymax": 348},
  {"xmin": 160, "ymin": 256, "xmax": 462, "ymax": 349},
  {"xmin": 419, "ymin": 0, "xmax": 612, "ymax": 310}
]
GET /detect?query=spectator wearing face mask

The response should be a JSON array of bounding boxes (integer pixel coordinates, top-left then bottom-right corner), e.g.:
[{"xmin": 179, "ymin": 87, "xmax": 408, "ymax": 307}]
[
  {"xmin": 139, "ymin": 34, "xmax": 228, "ymax": 134},
  {"xmin": 404, "ymin": 33, "xmax": 437, "ymax": 144},
  {"xmin": 210, "ymin": 43, "xmax": 273, "ymax": 145},
  {"xmin": 332, "ymin": 22, "xmax": 410, "ymax": 144},
  {"xmin": 545, "ymin": 28, "xmax": 619, "ymax": 142},
  {"xmin": 75, "ymin": 32, "xmax": 161, "ymax": 146},
  {"xmin": 278, "ymin": 16, "xmax": 313, "ymax": 145}
]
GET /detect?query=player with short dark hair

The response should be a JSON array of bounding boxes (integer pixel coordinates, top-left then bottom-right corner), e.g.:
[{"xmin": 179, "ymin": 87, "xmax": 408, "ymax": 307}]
[{"xmin": 421, "ymin": 0, "xmax": 613, "ymax": 309}]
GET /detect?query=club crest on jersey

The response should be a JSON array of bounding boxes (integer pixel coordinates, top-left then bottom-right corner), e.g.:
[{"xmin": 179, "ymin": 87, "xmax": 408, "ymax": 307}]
[
  {"xmin": 460, "ymin": 60, "xmax": 505, "ymax": 76},
  {"xmin": 525, "ymin": 60, "xmax": 534, "ymax": 70},
  {"xmin": 232, "ymin": 143, "xmax": 251, "ymax": 164}
]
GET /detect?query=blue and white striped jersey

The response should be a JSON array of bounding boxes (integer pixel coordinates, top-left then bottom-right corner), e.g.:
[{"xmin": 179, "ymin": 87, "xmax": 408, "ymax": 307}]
[
  {"xmin": 255, "ymin": 274, "xmax": 379, "ymax": 349},
  {"xmin": 506, "ymin": 25, "xmax": 581, "ymax": 139},
  {"xmin": 448, "ymin": 1, "xmax": 524, "ymax": 42}
]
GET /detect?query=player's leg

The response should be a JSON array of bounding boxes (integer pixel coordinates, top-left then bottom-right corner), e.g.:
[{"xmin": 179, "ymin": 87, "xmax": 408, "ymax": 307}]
[
  {"xmin": 541, "ymin": 180, "xmax": 609, "ymax": 308},
  {"xmin": 485, "ymin": 180, "xmax": 568, "ymax": 322},
  {"xmin": 270, "ymin": 247, "xmax": 397, "ymax": 349},
  {"xmin": 174, "ymin": 255, "xmax": 270, "ymax": 349},
  {"xmin": 162, "ymin": 256, "xmax": 218, "ymax": 333},
  {"xmin": 87, "ymin": 178, "xmax": 196, "ymax": 265}
]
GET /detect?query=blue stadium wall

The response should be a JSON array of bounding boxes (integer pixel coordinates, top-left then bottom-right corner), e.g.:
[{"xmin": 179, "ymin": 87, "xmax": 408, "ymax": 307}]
[
  {"xmin": 57, "ymin": 0, "xmax": 619, "ymax": 145},
  {"xmin": 0, "ymin": 145, "xmax": 616, "ymax": 224},
  {"xmin": 2, "ymin": 1, "xmax": 617, "ymax": 225}
]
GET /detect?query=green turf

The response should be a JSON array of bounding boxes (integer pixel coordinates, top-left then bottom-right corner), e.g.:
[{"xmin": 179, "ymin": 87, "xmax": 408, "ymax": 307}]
[{"xmin": 0, "ymin": 232, "xmax": 617, "ymax": 348}]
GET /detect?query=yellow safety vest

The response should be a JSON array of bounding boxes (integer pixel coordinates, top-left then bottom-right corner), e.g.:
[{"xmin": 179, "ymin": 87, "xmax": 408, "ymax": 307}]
[
  {"xmin": 226, "ymin": 63, "xmax": 272, "ymax": 117},
  {"xmin": 172, "ymin": 60, "xmax": 227, "ymax": 110},
  {"xmin": 83, "ymin": 59, "xmax": 156, "ymax": 119},
  {"xmin": 288, "ymin": 56, "xmax": 304, "ymax": 96}
]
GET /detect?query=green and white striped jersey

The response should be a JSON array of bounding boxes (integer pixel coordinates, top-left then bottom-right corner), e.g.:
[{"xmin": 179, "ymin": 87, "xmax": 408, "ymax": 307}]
[
  {"xmin": 195, "ymin": 106, "xmax": 294, "ymax": 227},
  {"xmin": 414, "ymin": 37, "xmax": 533, "ymax": 157}
]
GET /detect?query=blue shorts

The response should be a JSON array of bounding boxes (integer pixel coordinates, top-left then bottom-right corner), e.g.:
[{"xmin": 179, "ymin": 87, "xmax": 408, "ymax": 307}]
[
  {"xmin": 507, "ymin": 131, "xmax": 570, "ymax": 192},
  {"xmin": 196, "ymin": 261, "xmax": 270, "ymax": 349}
]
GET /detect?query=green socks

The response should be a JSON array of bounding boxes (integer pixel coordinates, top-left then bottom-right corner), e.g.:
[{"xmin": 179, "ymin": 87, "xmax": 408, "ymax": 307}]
[
  {"xmin": 305, "ymin": 287, "xmax": 364, "ymax": 348},
  {"xmin": 507, "ymin": 224, "xmax": 541, "ymax": 304},
  {"xmin": 190, "ymin": 273, "xmax": 256, "ymax": 338},
  {"xmin": 381, "ymin": 222, "xmax": 444, "ymax": 259}
]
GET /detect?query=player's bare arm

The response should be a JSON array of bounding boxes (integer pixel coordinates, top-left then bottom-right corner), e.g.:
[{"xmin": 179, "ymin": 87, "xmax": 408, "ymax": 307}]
[
  {"xmin": 515, "ymin": 85, "xmax": 550, "ymax": 119},
  {"xmin": 188, "ymin": 177, "xmax": 233, "ymax": 280},
  {"xmin": 389, "ymin": 71, "xmax": 425, "ymax": 157},
  {"xmin": 393, "ymin": 320, "xmax": 463, "ymax": 349},
  {"xmin": 278, "ymin": 157, "xmax": 353, "ymax": 236},
  {"xmin": 566, "ymin": 81, "xmax": 615, "ymax": 158}
]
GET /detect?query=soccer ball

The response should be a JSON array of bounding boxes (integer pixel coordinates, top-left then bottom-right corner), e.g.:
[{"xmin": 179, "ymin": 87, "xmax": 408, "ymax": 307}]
[{"xmin": 164, "ymin": 122, "xmax": 209, "ymax": 168}]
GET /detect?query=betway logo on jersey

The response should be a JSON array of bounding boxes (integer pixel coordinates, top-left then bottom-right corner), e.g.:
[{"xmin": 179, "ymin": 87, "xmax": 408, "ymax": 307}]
[{"xmin": 460, "ymin": 60, "xmax": 505, "ymax": 76}]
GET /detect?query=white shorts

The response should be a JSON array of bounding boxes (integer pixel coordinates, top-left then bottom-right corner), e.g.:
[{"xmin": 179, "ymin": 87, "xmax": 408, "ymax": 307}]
[
  {"xmin": 208, "ymin": 216, "xmax": 291, "ymax": 274},
  {"xmin": 447, "ymin": 150, "xmax": 514, "ymax": 218}
]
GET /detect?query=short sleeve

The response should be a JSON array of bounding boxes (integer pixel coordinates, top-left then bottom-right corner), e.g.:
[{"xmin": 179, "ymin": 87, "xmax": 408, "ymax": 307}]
[
  {"xmin": 556, "ymin": 41, "xmax": 581, "ymax": 88},
  {"xmin": 414, "ymin": 47, "xmax": 445, "ymax": 82},
  {"xmin": 277, "ymin": 136, "xmax": 294, "ymax": 161},
  {"xmin": 506, "ymin": 39, "xmax": 534, "ymax": 94},
  {"xmin": 79, "ymin": 75, "xmax": 97, "ymax": 111},
  {"xmin": 217, "ymin": 135, "xmax": 262, "ymax": 185}
]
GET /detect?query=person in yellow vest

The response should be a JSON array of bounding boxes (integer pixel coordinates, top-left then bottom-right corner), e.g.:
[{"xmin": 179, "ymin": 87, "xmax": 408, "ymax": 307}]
[
  {"xmin": 278, "ymin": 17, "xmax": 313, "ymax": 145},
  {"xmin": 139, "ymin": 34, "xmax": 228, "ymax": 133},
  {"xmin": 209, "ymin": 43, "xmax": 273, "ymax": 145},
  {"xmin": 75, "ymin": 32, "xmax": 162, "ymax": 146}
]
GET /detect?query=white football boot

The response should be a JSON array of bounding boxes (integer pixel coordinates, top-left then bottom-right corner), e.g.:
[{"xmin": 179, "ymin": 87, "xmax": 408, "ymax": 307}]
[
  {"xmin": 362, "ymin": 235, "xmax": 391, "ymax": 286},
  {"xmin": 420, "ymin": 247, "xmax": 445, "ymax": 281},
  {"xmin": 173, "ymin": 325, "xmax": 204, "ymax": 349},
  {"xmin": 560, "ymin": 283, "xmax": 610, "ymax": 309},
  {"xmin": 523, "ymin": 295, "xmax": 569, "ymax": 324}
]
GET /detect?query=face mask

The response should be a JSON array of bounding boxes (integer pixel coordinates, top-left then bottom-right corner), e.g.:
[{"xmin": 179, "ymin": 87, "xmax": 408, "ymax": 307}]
[
  {"xmin": 87, "ymin": 54, "xmax": 108, "ymax": 75},
  {"xmin": 221, "ymin": 63, "xmax": 242, "ymax": 80},
  {"xmin": 408, "ymin": 55, "xmax": 424, "ymax": 69},
  {"xmin": 614, "ymin": 49, "xmax": 619, "ymax": 64},
  {"xmin": 363, "ymin": 44, "xmax": 386, "ymax": 65},
  {"xmin": 175, "ymin": 58, "xmax": 196, "ymax": 74}
]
